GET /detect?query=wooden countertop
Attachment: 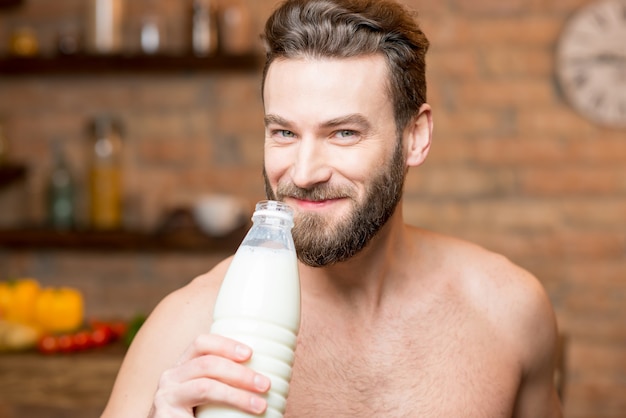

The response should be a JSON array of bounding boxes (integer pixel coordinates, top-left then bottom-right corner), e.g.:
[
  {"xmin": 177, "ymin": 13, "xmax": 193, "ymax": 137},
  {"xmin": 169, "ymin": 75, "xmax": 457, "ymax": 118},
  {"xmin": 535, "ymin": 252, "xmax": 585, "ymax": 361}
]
[{"xmin": 0, "ymin": 345, "xmax": 125, "ymax": 418}]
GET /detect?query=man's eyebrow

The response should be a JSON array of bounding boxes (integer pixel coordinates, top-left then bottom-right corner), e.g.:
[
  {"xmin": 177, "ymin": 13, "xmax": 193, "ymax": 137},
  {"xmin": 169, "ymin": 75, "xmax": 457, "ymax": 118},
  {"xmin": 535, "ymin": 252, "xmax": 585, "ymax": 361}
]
[
  {"xmin": 322, "ymin": 114, "xmax": 370, "ymax": 130},
  {"xmin": 264, "ymin": 114, "xmax": 292, "ymax": 127},
  {"xmin": 264, "ymin": 113, "xmax": 371, "ymax": 129}
]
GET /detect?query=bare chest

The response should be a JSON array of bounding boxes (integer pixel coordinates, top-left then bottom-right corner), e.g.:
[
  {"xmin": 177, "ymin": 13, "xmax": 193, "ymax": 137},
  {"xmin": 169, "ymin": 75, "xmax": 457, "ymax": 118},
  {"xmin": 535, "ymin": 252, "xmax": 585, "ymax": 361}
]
[{"xmin": 284, "ymin": 312, "xmax": 519, "ymax": 417}]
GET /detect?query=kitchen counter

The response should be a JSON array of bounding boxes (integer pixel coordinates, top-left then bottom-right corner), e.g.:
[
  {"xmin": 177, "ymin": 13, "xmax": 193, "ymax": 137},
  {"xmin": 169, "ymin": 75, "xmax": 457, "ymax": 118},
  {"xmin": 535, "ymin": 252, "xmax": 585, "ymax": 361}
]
[{"xmin": 0, "ymin": 345, "xmax": 125, "ymax": 418}]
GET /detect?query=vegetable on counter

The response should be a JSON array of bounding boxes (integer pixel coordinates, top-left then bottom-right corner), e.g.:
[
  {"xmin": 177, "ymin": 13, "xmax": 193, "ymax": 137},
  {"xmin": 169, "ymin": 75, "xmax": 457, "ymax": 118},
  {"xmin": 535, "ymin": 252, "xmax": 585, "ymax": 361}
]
[
  {"xmin": 1, "ymin": 277, "xmax": 145, "ymax": 354},
  {"xmin": 35, "ymin": 286, "xmax": 84, "ymax": 334},
  {"xmin": 0, "ymin": 278, "xmax": 41, "ymax": 325},
  {"xmin": 37, "ymin": 320, "xmax": 127, "ymax": 354},
  {"xmin": 0, "ymin": 319, "xmax": 40, "ymax": 352},
  {"xmin": 0, "ymin": 278, "xmax": 83, "ymax": 331}
]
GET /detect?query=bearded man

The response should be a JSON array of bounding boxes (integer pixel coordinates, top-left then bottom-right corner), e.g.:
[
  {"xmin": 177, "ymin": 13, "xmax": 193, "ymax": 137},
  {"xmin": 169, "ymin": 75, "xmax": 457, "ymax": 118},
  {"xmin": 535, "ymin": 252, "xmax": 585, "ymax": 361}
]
[{"xmin": 103, "ymin": 1, "xmax": 562, "ymax": 417}]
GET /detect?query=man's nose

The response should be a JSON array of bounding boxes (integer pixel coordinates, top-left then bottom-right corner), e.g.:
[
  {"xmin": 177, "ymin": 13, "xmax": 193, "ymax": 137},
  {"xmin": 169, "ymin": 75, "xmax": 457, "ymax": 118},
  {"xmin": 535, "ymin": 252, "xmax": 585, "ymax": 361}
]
[{"xmin": 290, "ymin": 138, "xmax": 331, "ymax": 189}]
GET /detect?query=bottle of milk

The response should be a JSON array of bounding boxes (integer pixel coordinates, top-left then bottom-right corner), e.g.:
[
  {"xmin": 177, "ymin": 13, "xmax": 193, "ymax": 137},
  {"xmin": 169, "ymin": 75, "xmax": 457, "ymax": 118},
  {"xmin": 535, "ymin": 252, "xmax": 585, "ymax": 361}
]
[{"xmin": 196, "ymin": 200, "xmax": 301, "ymax": 418}]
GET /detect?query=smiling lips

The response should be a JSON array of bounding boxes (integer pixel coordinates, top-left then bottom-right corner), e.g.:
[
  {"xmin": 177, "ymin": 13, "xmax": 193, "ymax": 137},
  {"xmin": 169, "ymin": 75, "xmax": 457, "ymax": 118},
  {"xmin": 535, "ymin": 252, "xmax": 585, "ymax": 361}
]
[{"xmin": 287, "ymin": 196, "xmax": 344, "ymax": 211}]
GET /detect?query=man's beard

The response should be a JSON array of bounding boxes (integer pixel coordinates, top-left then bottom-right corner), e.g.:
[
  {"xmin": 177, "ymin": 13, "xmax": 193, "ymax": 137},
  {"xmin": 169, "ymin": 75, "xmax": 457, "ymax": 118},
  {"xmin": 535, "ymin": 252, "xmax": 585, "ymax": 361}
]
[{"xmin": 264, "ymin": 141, "xmax": 406, "ymax": 267}]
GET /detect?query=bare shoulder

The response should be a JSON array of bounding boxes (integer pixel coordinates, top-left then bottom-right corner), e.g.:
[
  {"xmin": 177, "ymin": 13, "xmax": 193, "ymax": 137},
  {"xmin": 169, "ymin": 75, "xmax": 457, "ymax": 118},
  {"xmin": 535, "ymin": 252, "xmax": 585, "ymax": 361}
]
[
  {"xmin": 408, "ymin": 228, "xmax": 561, "ymax": 416},
  {"xmin": 430, "ymin": 231, "xmax": 557, "ymax": 343},
  {"xmin": 101, "ymin": 256, "xmax": 234, "ymax": 418},
  {"xmin": 421, "ymin": 229, "xmax": 559, "ymax": 374}
]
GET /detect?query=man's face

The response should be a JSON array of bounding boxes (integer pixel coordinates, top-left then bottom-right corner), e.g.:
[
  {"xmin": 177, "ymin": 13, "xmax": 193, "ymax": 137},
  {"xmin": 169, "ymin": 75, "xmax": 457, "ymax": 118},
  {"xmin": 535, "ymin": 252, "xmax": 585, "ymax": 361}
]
[{"xmin": 263, "ymin": 56, "xmax": 406, "ymax": 267}]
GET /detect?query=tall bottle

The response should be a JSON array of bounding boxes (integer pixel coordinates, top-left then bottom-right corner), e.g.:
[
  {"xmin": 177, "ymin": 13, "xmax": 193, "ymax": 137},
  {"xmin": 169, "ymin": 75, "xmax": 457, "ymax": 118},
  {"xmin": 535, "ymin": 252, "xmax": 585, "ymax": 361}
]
[
  {"xmin": 191, "ymin": 0, "xmax": 218, "ymax": 56},
  {"xmin": 46, "ymin": 140, "xmax": 76, "ymax": 230},
  {"xmin": 88, "ymin": 115, "xmax": 123, "ymax": 230},
  {"xmin": 196, "ymin": 200, "xmax": 301, "ymax": 418},
  {"xmin": 85, "ymin": 0, "xmax": 124, "ymax": 54}
]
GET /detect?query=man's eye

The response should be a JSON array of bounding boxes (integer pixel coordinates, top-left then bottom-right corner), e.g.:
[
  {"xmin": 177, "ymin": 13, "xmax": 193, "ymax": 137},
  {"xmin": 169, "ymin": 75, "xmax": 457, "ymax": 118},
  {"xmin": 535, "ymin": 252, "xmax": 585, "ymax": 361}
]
[
  {"xmin": 337, "ymin": 130, "xmax": 355, "ymax": 137},
  {"xmin": 277, "ymin": 130, "xmax": 295, "ymax": 138}
]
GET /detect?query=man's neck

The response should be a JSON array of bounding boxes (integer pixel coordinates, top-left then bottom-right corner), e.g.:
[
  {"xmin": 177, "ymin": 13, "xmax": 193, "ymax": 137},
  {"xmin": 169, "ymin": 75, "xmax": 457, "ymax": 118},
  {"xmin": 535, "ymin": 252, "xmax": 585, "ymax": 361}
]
[{"xmin": 298, "ymin": 211, "xmax": 415, "ymax": 317}]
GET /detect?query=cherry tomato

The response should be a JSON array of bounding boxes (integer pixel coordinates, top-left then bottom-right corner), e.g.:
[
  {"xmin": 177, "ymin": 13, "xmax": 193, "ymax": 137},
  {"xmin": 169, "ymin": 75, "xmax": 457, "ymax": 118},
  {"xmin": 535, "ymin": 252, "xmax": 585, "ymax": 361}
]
[
  {"xmin": 89, "ymin": 325, "xmax": 113, "ymax": 347},
  {"xmin": 37, "ymin": 335, "xmax": 59, "ymax": 354},
  {"xmin": 109, "ymin": 321, "xmax": 127, "ymax": 341},
  {"xmin": 57, "ymin": 334, "xmax": 75, "ymax": 353},
  {"xmin": 72, "ymin": 331, "xmax": 92, "ymax": 351}
]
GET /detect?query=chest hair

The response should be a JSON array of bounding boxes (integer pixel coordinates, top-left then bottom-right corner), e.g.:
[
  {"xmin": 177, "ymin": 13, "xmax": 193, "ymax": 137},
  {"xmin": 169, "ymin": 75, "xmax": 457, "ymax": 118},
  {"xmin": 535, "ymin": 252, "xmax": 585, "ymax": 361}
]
[{"xmin": 284, "ymin": 305, "xmax": 517, "ymax": 417}]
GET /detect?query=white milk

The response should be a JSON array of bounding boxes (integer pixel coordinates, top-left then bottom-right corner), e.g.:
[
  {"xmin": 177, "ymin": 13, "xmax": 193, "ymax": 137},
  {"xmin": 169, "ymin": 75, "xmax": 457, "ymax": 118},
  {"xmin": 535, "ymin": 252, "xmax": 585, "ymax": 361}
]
[{"xmin": 196, "ymin": 245, "xmax": 300, "ymax": 418}]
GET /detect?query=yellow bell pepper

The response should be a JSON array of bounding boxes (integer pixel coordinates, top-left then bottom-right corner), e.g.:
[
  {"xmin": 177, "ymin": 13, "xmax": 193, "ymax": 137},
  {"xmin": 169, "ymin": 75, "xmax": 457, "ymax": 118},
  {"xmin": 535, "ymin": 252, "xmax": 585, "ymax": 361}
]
[
  {"xmin": 0, "ymin": 278, "xmax": 41, "ymax": 325},
  {"xmin": 35, "ymin": 287, "xmax": 84, "ymax": 333}
]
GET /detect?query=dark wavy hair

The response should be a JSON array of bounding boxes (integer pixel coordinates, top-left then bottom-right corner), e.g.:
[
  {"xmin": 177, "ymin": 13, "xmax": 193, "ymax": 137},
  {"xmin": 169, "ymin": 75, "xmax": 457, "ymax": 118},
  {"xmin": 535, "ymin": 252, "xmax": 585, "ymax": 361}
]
[{"xmin": 261, "ymin": 0, "xmax": 430, "ymax": 135}]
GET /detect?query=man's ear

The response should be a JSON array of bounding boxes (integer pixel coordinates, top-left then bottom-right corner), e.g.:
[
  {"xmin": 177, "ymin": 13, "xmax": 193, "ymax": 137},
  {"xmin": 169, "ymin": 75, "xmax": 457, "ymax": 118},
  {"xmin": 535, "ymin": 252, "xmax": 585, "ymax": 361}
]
[{"xmin": 405, "ymin": 103, "xmax": 433, "ymax": 167}]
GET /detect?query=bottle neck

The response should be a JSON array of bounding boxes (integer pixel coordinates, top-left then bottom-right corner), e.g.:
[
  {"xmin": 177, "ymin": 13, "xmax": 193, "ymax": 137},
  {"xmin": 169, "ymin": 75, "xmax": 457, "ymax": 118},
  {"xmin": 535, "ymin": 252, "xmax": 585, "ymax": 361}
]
[{"xmin": 252, "ymin": 214, "xmax": 293, "ymax": 230}]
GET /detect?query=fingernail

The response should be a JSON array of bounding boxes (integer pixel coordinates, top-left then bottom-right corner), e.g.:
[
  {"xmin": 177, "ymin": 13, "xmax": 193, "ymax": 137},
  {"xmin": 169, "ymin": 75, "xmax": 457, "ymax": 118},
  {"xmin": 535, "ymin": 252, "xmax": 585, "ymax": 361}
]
[
  {"xmin": 234, "ymin": 344, "xmax": 251, "ymax": 359},
  {"xmin": 254, "ymin": 374, "xmax": 270, "ymax": 391},
  {"xmin": 250, "ymin": 396, "xmax": 267, "ymax": 414}
]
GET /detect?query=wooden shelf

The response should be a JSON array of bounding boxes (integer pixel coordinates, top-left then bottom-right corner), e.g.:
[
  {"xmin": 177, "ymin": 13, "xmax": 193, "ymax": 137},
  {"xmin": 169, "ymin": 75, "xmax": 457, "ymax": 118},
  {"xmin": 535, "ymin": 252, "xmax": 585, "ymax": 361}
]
[
  {"xmin": 0, "ymin": 53, "xmax": 262, "ymax": 76},
  {"xmin": 0, "ymin": 163, "xmax": 27, "ymax": 189},
  {"xmin": 0, "ymin": 225, "xmax": 248, "ymax": 252}
]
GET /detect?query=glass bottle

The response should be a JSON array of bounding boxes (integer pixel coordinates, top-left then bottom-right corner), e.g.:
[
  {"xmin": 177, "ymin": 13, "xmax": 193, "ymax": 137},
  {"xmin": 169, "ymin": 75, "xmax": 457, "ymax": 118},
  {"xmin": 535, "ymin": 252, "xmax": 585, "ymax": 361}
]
[
  {"xmin": 85, "ymin": 0, "xmax": 124, "ymax": 54},
  {"xmin": 46, "ymin": 141, "xmax": 76, "ymax": 230},
  {"xmin": 218, "ymin": 0, "xmax": 252, "ymax": 55},
  {"xmin": 196, "ymin": 200, "xmax": 301, "ymax": 418},
  {"xmin": 191, "ymin": 0, "xmax": 218, "ymax": 56},
  {"xmin": 88, "ymin": 115, "xmax": 123, "ymax": 230}
]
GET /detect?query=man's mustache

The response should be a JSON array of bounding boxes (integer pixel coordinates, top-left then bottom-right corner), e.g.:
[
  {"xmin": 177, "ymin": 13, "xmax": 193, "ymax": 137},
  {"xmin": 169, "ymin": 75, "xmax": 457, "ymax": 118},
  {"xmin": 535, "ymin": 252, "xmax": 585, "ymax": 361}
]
[{"xmin": 276, "ymin": 183, "xmax": 355, "ymax": 202}]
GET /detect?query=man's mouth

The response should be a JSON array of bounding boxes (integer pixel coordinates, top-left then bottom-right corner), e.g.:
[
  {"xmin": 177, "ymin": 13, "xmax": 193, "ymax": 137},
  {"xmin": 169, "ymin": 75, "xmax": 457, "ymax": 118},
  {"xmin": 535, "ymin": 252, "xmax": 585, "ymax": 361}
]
[{"xmin": 286, "ymin": 196, "xmax": 343, "ymax": 210}]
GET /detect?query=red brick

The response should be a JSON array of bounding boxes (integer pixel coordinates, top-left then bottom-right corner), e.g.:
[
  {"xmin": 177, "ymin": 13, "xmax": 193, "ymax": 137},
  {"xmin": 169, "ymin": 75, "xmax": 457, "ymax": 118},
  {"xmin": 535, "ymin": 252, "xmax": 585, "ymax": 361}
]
[
  {"xmin": 453, "ymin": 0, "xmax": 526, "ymax": 16},
  {"xmin": 420, "ymin": 17, "xmax": 474, "ymax": 48},
  {"xmin": 424, "ymin": 136, "xmax": 473, "ymax": 165},
  {"xmin": 426, "ymin": 49, "xmax": 480, "ymax": 79},
  {"xmin": 534, "ymin": 0, "xmax": 590, "ymax": 14},
  {"xmin": 564, "ymin": 343, "xmax": 626, "ymax": 417},
  {"xmin": 560, "ymin": 198, "xmax": 626, "ymax": 228},
  {"xmin": 472, "ymin": 136, "xmax": 569, "ymax": 166},
  {"xmin": 567, "ymin": 136, "xmax": 626, "ymax": 164},
  {"xmin": 470, "ymin": 17, "xmax": 562, "ymax": 46},
  {"xmin": 406, "ymin": 165, "xmax": 516, "ymax": 197},
  {"xmin": 213, "ymin": 75, "xmax": 263, "ymax": 106},
  {"xmin": 457, "ymin": 79, "xmax": 555, "ymax": 107},
  {"xmin": 518, "ymin": 107, "xmax": 599, "ymax": 135},
  {"xmin": 403, "ymin": 0, "xmax": 450, "ymax": 16},
  {"xmin": 519, "ymin": 166, "xmax": 626, "ymax": 196},
  {"xmin": 430, "ymin": 106, "xmax": 504, "ymax": 136},
  {"xmin": 481, "ymin": 47, "xmax": 553, "ymax": 78}
]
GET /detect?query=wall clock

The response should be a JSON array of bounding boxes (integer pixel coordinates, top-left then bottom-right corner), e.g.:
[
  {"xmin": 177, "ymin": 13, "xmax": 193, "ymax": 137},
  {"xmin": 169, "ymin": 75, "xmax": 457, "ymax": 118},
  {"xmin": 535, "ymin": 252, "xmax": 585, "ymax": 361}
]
[{"xmin": 556, "ymin": 0, "xmax": 626, "ymax": 128}]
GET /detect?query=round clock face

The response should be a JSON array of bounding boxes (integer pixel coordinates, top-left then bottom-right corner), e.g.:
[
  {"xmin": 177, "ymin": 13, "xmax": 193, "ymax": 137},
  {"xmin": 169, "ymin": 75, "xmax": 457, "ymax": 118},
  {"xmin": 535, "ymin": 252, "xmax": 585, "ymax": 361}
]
[{"xmin": 556, "ymin": 0, "xmax": 626, "ymax": 128}]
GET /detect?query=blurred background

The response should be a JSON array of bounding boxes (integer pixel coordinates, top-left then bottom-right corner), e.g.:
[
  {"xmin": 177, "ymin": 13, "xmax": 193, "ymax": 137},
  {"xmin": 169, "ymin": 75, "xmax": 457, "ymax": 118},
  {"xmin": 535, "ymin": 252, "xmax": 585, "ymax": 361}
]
[{"xmin": 0, "ymin": 0, "xmax": 624, "ymax": 417}]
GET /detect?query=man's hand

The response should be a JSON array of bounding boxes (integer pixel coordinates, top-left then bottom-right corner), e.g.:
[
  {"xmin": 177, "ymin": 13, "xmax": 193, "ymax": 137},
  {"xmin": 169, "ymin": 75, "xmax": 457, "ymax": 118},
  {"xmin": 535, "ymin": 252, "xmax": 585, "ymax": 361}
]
[{"xmin": 148, "ymin": 334, "xmax": 271, "ymax": 417}]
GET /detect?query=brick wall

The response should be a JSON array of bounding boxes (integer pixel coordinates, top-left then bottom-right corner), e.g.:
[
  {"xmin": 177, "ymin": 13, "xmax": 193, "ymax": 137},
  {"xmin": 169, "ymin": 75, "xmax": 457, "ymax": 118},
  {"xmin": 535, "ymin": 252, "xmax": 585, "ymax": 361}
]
[{"xmin": 1, "ymin": 0, "xmax": 625, "ymax": 416}]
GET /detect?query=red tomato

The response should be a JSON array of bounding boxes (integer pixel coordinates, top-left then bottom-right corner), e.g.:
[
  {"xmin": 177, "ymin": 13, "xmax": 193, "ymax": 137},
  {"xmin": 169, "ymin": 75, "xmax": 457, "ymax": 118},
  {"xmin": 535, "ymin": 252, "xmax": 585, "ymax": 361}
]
[
  {"xmin": 109, "ymin": 321, "xmax": 127, "ymax": 340},
  {"xmin": 57, "ymin": 334, "xmax": 75, "ymax": 353},
  {"xmin": 37, "ymin": 335, "xmax": 59, "ymax": 354},
  {"xmin": 72, "ymin": 331, "xmax": 92, "ymax": 351},
  {"xmin": 89, "ymin": 325, "xmax": 113, "ymax": 347}
]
